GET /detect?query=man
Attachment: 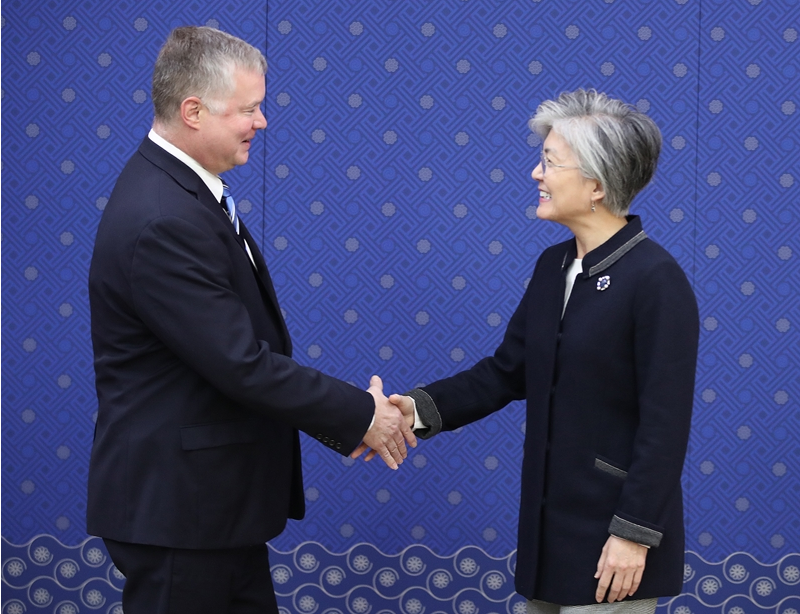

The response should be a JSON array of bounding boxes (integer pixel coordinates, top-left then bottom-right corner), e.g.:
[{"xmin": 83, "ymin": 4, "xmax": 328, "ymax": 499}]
[{"xmin": 87, "ymin": 26, "xmax": 415, "ymax": 614}]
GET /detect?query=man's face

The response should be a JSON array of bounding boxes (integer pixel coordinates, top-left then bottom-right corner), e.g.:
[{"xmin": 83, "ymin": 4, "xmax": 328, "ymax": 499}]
[{"xmin": 195, "ymin": 68, "xmax": 267, "ymax": 175}]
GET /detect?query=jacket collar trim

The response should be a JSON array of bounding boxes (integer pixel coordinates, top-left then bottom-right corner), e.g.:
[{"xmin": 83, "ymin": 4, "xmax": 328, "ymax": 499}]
[{"xmin": 588, "ymin": 230, "xmax": 648, "ymax": 277}]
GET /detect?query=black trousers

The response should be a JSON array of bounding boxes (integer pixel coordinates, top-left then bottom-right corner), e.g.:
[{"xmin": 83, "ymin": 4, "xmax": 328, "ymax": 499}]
[{"xmin": 104, "ymin": 539, "xmax": 279, "ymax": 614}]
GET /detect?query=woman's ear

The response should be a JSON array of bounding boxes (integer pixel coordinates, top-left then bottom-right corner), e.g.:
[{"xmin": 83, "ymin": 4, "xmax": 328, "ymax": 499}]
[{"xmin": 590, "ymin": 179, "xmax": 605, "ymax": 204}]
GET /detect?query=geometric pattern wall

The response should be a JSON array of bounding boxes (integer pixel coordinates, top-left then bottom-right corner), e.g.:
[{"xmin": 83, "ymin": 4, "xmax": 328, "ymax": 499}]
[{"xmin": 2, "ymin": 0, "xmax": 798, "ymax": 612}]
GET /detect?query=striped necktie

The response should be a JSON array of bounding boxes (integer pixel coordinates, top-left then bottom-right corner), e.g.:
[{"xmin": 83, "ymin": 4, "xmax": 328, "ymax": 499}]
[
  {"xmin": 221, "ymin": 183, "xmax": 256, "ymax": 269},
  {"xmin": 221, "ymin": 184, "xmax": 239, "ymax": 234}
]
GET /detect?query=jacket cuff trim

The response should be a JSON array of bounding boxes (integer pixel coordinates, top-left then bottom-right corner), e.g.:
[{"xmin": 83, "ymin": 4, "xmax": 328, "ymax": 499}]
[
  {"xmin": 406, "ymin": 388, "xmax": 442, "ymax": 440},
  {"xmin": 609, "ymin": 515, "xmax": 663, "ymax": 548}
]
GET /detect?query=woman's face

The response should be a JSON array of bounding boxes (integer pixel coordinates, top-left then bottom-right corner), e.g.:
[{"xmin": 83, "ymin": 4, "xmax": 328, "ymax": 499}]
[{"xmin": 531, "ymin": 131, "xmax": 602, "ymax": 226}]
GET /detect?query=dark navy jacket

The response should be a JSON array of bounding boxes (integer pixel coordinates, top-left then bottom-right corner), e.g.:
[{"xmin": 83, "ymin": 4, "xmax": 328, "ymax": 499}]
[
  {"xmin": 418, "ymin": 217, "xmax": 699, "ymax": 605},
  {"xmin": 87, "ymin": 138, "xmax": 374, "ymax": 549}
]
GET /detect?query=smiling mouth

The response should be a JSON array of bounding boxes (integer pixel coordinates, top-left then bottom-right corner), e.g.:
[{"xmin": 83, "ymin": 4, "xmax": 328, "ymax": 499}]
[{"xmin": 539, "ymin": 190, "xmax": 552, "ymax": 201}]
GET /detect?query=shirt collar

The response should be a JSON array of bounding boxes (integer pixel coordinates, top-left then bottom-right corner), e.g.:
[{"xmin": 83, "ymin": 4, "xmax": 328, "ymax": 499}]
[{"xmin": 148, "ymin": 129, "xmax": 224, "ymax": 202}]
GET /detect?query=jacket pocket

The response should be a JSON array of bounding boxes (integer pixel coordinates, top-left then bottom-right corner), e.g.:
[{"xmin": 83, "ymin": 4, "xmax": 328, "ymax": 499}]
[
  {"xmin": 180, "ymin": 421, "xmax": 260, "ymax": 451},
  {"xmin": 594, "ymin": 455, "xmax": 628, "ymax": 480}
]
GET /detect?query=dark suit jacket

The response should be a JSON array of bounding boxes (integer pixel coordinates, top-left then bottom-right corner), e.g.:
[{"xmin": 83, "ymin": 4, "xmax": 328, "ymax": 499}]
[
  {"xmin": 87, "ymin": 137, "xmax": 374, "ymax": 549},
  {"xmin": 417, "ymin": 217, "xmax": 699, "ymax": 605}
]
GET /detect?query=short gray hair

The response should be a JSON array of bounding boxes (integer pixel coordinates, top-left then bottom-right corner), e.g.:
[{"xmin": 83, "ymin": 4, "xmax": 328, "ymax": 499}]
[
  {"xmin": 152, "ymin": 26, "xmax": 267, "ymax": 123},
  {"xmin": 529, "ymin": 89, "xmax": 662, "ymax": 216}
]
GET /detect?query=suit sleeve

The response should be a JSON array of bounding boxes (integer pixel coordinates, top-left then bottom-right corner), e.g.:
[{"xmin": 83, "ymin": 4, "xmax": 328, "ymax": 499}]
[
  {"xmin": 129, "ymin": 215, "xmax": 373, "ymax": 452},
  {"xmin": 417, "ymin": 277, "xmax": 532, "ymax": 435},
  {"xmin": 609, "ymin": 259, "xmax": 699, "ymax": 547}
]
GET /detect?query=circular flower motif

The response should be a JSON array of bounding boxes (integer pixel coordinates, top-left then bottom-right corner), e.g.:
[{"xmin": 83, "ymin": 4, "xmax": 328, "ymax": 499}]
[
  {"xmin": 432, "ymin": 571, "xmax": 450, "ymax": 588},
  {"xmin": 459, "ymin": 599, "xmax": 477, "ymax": 614},
  {"xmin": 85, "ymin": 589, "xmax": 104, "ymax": 606},
  {"xmin": 783, "ymin": 565, "xmax": 800, "ymax": 583},
  {"xmin": 58, "ymin": 604, "xmax": 77, "ymax": 614},
  {"xmin": 486, "ymin": 573, "xmax": 504, "ymax": 590},
  {"xmin": 32, "ymin": 588, "xmax": 51, "ymax": 605},
  {"xmin": 674, "ymin": 607, "xmax": 691, "ymax": 614},
  {"xmin": 112, "ymin": 566, "xmax": 125, "ymax": 580},
  {"xmin": 379, "ymin": 570, "xmax": 396, "ymax": 587},
  {"xmin": 6, "ymin": 560, "xmax": 24, "ymax": 577},
  {"xmin": 755, "ymin": 579, "xmax": 773, "ymax": 596},
  {"xmin": 684, "ymin": 564, "xmax": 693, "ymax": 580},
  {"xmin": 528, "ymin": 60, "xmax": 543, "ymax": 75},
  {"xmin": 405, "ymin": 598, "xmax": 423, "ymax": 614},
  {"xmin": 299, "ymin": 553, "xmax": 317, "ymax": 570},
  {"xmin": 33, "ymin": 546, "xmax": 52, "ymax": 563},
  {"xmin": 7, "ymin": 604, "xmax": 24, "ymax": 614},
  {"xmin": 352, "ymin": 596, "xmax": 369, "ymax": 613},
  {"xmin": 702, "ymin": 578, "xmax": 719, "ymax": 594},
  {"xmin": 59, "ymin": 562, "xmax": 78, "ymax": 578},
  {"xmin": 273, "ymin": 567, "xmax": 291, "ymax": 584},
  {"xmin": 298, "ymin": 595, "xmax": 316, "ymax": 612},
  {"xmin": 353, "ymin": 555, "xmax": 371, "ymax": 572},
  {"xmin": 405, "ymin": 556, "xmax": 423, "ymax": 573},
  {"xmin": 728, "ymin": 564, "xmax": 747, "ymax": 581},
  {"xmin": 326, "ymin": 569, "xmax": 343, "ymax": 585},
  {"xmin": 459, "ymin": 558, "xmax": 478, "ymax": 575},
  {"xmin": 86, "ymin": 547, "xmax": 105, "ymax": 565}
]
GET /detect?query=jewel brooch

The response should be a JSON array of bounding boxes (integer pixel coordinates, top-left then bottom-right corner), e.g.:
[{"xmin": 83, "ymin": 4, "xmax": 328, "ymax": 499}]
[{"xmin": 596, "ymin": 275, "xmax": 611, "ymax": 291}]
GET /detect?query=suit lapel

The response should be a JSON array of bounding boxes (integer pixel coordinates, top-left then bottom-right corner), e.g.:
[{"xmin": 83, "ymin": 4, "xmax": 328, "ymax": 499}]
[
  {"xmin": 138, "ymin": 138, "xmax": 293, "ymax": 357},
  {"xmin": 239, "ymin": 219, "xmax": 293, "ymax": 357}
]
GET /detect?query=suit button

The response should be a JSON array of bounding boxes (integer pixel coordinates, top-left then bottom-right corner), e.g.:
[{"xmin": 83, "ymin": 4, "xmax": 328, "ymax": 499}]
[
  {"xmin": 316, "ymin": 434, "xmax": 323, "ymax": 440},
  {"xmin": 336, "ymin": 443, "xmax": 342, "ymax": 450}
]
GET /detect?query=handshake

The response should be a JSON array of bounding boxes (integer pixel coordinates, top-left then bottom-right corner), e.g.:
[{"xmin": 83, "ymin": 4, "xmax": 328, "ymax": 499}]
[{"xmin": 351, "ymin": 375, "xmax": 418, "ymax": 470}]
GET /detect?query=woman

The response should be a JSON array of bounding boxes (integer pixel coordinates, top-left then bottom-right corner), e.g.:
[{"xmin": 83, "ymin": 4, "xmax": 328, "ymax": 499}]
[{"xmin": 355, "ymin": 89, "xmax": 699, "ymax": 612}]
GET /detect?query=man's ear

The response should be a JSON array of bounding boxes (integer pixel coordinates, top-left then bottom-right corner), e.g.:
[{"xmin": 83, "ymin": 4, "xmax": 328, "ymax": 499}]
[{"xmin": 180, "ymin": 97, "xmax": 203, "ymax": 131}]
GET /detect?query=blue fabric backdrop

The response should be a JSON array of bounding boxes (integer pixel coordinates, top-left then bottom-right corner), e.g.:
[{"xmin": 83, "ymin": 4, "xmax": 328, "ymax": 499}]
[{"xmin": 2, "ymin": 1, "xmax": 798, "ymax": 612}]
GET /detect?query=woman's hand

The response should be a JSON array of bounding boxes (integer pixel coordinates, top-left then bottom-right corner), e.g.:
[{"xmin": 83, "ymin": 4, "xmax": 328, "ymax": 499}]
[{"xmin": 594, "ymin": 535, "xmax": 648, "ymax": 603}]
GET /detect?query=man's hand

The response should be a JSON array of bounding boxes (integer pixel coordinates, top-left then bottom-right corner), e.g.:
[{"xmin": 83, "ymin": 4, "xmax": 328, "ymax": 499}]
[
  {"xmin": 389, "ymin": 393, "xmax": 416, "ymax": 429},
  {"xmin": 351, "ymin": 376, "xmax": 416, "ymax": 469},
  {"xmin": 353, "ymin": 392, "xmax": 416, "ymax": 462},
  {"xmin": 594, "ymin": 535, "xmax": 648, "ymax": 603}
]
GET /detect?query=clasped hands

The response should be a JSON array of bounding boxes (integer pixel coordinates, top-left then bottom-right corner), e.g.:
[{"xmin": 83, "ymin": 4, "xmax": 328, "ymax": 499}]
[{"xmin": 352, "ymin": 376, "xmax": 416, "ymax": 470}]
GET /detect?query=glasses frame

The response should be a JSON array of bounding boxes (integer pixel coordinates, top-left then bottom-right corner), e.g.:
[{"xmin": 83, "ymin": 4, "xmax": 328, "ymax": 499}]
[{"xmin": 540, "ymin": 151, "xmax": 580, "ymax": 175}]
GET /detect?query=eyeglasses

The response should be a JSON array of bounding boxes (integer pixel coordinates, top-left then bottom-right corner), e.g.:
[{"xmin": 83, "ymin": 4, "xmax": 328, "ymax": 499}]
[{"xmin": 539, "ymin": 151, "xmax": 580, "ymax": 175}]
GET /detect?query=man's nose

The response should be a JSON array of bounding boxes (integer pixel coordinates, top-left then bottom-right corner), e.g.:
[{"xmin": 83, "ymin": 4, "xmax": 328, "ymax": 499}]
[{"xmin": 255, "ymin": 107, "xmax": 267, "ymax": 130}]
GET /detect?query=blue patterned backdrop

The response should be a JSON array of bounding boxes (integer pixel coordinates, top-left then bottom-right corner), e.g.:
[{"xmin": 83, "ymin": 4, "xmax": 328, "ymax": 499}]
[{"xmin": 2, "ymin": 1, "xmax": 798, "ymax": 613}]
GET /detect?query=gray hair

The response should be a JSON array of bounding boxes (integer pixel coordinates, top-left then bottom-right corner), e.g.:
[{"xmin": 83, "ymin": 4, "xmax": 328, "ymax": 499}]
[
  {"xmin": 152, "ymin": 26, "xmax": 267, "ymax": 123},
  {"xmin": 529, "ymin": 89, "xmax": 662, "ymax": 216}
]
